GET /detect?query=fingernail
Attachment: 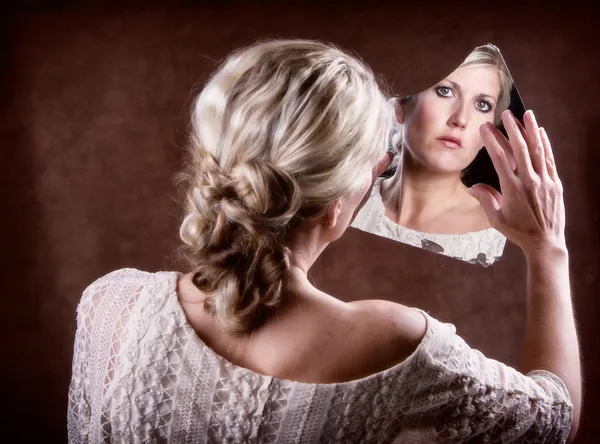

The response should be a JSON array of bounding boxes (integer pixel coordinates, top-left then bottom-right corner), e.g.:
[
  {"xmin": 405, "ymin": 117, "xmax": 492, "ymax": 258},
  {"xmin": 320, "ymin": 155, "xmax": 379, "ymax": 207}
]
[
  {"xmin": 529, "ymin": 111, "xmax": 537, "ymax": 125},
  {"xmin": 503, "ymin": 110, "xmax": 516, "ymax": 123}
]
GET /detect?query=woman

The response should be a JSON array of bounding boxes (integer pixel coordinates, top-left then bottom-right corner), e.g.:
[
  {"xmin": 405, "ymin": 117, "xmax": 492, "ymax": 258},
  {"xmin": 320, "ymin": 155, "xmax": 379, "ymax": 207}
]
[
  {"xmin": 352, "ymin": 44, "xmax": 512, "ymax": 266},
  {"xmin": 67, "ymin": 40, "xmax": 580, "ymax": 443}
]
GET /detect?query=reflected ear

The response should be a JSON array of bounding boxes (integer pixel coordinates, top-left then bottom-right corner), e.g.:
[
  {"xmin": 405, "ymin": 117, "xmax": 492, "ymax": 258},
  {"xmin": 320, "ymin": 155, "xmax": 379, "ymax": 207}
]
[
  {"xmin": 396, "ymin": 103, "xmax": 405, "ymax": 124},
  {"xmin": 392, "ymin": 98, "xmax": 406, "ymax": 125},
  {"xmin": 326, "ymin": 200, "xmax": 342, "ymax": 229}
]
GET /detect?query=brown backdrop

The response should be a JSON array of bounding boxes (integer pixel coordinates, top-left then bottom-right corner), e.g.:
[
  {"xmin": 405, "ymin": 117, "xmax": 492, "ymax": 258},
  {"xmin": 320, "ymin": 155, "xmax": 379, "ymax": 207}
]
[{"xmin": 2, "ymin": 1, "xmax": 598, "ymax": 442}]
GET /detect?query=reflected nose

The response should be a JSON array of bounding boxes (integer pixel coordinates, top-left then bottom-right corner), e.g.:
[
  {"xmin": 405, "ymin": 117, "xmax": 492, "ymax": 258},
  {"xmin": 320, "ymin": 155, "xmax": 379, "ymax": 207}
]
[{"xmin": 449, "ymin": 102, "xmax": 468, "ymax": 129}]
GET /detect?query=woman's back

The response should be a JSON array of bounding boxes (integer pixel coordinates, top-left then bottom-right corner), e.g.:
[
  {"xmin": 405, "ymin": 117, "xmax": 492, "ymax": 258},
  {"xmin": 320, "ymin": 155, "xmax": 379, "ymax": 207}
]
[
  {"xmin": 178, "ymin": 267, "xmax": 427, "ymax": 384},
  {"xmin": 68, "ymin": 268, "xmax": 572, "ymax": 443}
]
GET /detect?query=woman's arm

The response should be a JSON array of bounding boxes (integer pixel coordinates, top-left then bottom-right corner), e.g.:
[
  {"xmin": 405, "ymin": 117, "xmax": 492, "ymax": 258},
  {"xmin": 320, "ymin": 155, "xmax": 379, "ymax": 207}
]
[
  {"xmin": 470, "ymin": 110, "xmax": 581, "ymax": 441},
  {"xmin": 522, "ymin": 246, "xmax": 580, "ymax": 442}
]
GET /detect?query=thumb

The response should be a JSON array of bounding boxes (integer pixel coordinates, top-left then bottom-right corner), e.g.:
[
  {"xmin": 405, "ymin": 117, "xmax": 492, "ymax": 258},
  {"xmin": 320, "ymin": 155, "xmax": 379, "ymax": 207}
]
[
  {"xmin": 468, "ymin": 184, "xmax": 503, "ymax": 225},
  {"xmin": 372, "ymin": 150, "xmax": 394, "ymax": 180}
]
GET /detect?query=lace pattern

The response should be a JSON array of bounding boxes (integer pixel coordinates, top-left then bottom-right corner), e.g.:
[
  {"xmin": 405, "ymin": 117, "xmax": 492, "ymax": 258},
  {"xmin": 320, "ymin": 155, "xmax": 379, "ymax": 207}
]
[
  {"xmin": 352, "ymin": 179, "xmax": 507, "ymax": 266},
  {"xmin": 68, "ymin": 269, "xmax": 573, "ymax": 443}
]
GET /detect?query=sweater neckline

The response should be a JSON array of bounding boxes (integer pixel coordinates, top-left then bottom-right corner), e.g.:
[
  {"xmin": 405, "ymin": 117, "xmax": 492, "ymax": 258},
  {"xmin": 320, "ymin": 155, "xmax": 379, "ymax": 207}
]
[{"xmin": 371, "ymin": 178, "xmax": 499, "ymax": 238}]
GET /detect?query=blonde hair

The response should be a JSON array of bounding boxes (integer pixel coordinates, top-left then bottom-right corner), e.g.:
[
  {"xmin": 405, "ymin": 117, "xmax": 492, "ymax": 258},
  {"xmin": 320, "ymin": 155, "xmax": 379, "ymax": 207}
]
[
  {"xmin": 460, "ymin": 43, "xmax": 513, "ymax": 124},
  {"xmin": 179, "ymin": 40, "xmax": 393, "ymax": 334}
]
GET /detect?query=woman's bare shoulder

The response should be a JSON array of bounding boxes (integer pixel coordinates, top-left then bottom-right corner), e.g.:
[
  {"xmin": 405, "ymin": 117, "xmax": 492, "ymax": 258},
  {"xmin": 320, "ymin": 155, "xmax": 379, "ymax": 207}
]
[{"xmin": 348, "ymin": 299, "xmax": 427, "ymax": 349}]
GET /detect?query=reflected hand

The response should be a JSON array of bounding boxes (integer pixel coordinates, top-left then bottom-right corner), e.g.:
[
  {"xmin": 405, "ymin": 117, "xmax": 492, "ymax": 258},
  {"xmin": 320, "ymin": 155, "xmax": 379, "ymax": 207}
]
[
  {"xmin": 373, "ymin": 150, "xmax": 394, "ymax": 182},
  {"xmin": 469, "ymin": 110, "xmax": 566, "ymax": 255}
]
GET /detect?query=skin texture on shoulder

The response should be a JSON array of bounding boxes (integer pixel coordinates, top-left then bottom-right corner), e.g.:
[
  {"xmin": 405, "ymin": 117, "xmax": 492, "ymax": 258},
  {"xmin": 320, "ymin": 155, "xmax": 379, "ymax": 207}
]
[
  {"xmin": 177, "ymin": 271, "xmax": 428, "ymax": 384},
  {"xmin": 347, "ymin": 299, "xmax": 427, "ymax": 351}
]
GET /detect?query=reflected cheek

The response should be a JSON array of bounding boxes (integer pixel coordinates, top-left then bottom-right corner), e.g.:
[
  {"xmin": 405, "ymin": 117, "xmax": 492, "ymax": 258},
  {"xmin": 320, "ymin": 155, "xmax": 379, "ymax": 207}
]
[
  {"xmin": 406, "ymin": 102, "xmax": 443, "ymax": 150},
  {"xmin": 411, "ymin": 103, "xmax": 438, "ymax": 133},
  {"xmin": 464, "ymin": 129, "xmax": 486, "ymax": 158},
  {"xmin": 404, "ymin": 125, "xmax": 426, "ymax": 155}
]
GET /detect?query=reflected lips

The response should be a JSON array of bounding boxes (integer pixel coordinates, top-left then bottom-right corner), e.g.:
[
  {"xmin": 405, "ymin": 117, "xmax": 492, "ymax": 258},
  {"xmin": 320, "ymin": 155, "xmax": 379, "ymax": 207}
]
[{"xmin": 436, "ymin": 136, "xmax": 462, "ymax": 150}]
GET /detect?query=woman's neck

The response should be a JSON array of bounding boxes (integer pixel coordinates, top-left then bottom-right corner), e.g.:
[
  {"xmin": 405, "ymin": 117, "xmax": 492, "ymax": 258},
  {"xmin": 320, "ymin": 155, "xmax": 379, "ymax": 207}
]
[
  {"xmin": 381, "ymin": 151, "xmax": 470, "ymax": 230},
  {"xmin": 284, "ymin": 223, "xmax": 328, "ymax": 278}
]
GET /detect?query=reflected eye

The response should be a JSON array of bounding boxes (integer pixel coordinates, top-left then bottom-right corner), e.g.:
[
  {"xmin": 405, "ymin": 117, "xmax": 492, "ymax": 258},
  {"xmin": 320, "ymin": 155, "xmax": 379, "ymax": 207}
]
[
  {"xmin": 436, "ymin": 86, "xmax": 453, "ymax": 98},
  {"xmin": 476, "ymin": 100, "xmax": 492, "ymax": 113}
]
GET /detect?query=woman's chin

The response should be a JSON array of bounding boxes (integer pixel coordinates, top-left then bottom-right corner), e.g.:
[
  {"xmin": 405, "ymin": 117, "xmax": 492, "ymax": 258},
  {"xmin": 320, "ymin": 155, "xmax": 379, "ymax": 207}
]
[{"xmin": 421, "ymin": 159, "xmax": 468, "ymax": 176}]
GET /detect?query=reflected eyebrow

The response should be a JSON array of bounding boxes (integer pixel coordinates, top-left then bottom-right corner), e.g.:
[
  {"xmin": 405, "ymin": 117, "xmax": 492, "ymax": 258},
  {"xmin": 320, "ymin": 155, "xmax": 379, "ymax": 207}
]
[{"xmin": 446, "ymin": 80, "xmax": 497, "ymax": 103}]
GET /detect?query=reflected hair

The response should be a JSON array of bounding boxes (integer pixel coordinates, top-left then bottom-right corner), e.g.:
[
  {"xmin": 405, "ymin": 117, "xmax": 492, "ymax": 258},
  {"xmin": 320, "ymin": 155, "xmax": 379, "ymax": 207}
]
[
  {"xmin": 461, "ymin": 43, "xmax": 513, "ymax": 125},
  {"xmin": 178, "ymin": 39, "xmax": 393, "ymax": 334},
  {"xmin": 459, "ymin": 43, "xmax": 513, "ymax": 190}
]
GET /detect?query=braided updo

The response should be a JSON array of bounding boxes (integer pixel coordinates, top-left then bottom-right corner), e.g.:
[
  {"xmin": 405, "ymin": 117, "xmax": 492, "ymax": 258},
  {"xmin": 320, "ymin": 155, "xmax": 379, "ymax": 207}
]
[{"xmin": 179, "ymin": 40, "xmax": 393, "ymax": 334}]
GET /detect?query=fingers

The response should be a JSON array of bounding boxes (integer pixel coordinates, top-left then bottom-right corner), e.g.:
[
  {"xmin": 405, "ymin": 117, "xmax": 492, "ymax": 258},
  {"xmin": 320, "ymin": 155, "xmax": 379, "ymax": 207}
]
[
  {"xmin": 372, "ymin": 151, "xmax": 394, "ymax": 181},
  {"xmin": 540, "ymin": 127, "xmax": 560, "ymax": 182},
  {"xmin": 480, "ymin": 123, "xmax": 516, "ymax": 189},
  {"xmin": 502, "ymin": 110, "xmax": 536, "ymax": 179},
  {"xmin": 512, "ymin": 113, "xmax": 528, "ymax": 138},
  {"xmin": 469, "ymin": 183, "xmax": 503, "ymax": 226},
  {"xmin": 523, "ymin": 110, "xmax": 547, "ymax": 176},
  {"xmin": 486, "ymin": 122, "xmax": 518, "ymax": 171}
]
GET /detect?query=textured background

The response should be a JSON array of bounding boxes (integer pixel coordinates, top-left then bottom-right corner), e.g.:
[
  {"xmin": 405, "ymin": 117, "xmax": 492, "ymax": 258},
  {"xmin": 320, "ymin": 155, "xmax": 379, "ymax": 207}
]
[{"xmin": 2, "ymin": 1, "xmax": 598, "ymax": 442}]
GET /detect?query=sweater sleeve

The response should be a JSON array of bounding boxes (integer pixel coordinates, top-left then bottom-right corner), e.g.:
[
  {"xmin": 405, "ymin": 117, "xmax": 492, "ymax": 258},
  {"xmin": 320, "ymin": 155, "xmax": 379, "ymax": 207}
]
[
  {"xmin": 67, "ymin": 274, "xmax": 106, "ymax": 443},
  {"xmin": 397, "ymin": 313, "xmax": 573, "ymax": 443},
  {"xmin": 67, "ymin": 268, "xmax": 143, "ymax": 444}
]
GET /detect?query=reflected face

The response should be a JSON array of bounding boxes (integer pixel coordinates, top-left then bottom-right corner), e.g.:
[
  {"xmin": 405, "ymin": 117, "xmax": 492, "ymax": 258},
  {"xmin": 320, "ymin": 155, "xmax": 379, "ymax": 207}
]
[{"xmin": 401, "ymin": 65, "xmax": 501, "ymax": 174}]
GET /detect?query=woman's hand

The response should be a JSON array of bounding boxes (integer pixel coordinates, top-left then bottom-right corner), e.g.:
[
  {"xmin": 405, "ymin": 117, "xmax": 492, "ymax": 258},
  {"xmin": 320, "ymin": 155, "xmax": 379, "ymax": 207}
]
[
  {"xmin": 373, "ymin": 150, "xmax": 395, "ymax": 182},
  {"xmin": 469, "ymin": 110, "xmax": 566, "ymax": 256}
]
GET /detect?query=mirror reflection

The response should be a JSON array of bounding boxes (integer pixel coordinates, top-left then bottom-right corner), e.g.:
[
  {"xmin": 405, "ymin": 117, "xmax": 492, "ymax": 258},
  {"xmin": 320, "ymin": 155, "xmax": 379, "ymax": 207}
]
[{"xmin": 352, "ymin": 44, "xmax": 525, "ymax": 267}]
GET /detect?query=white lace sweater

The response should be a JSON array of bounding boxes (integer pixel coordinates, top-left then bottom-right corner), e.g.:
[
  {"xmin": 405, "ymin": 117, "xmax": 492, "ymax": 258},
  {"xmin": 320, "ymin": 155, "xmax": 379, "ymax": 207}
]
[
  {"xmin": 352, "ymin": 179, "xmax": 507, "ymax": 266},
  {"xmin": 67, "ymin": 268, "xmax": 572, "ymax": 443}
]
